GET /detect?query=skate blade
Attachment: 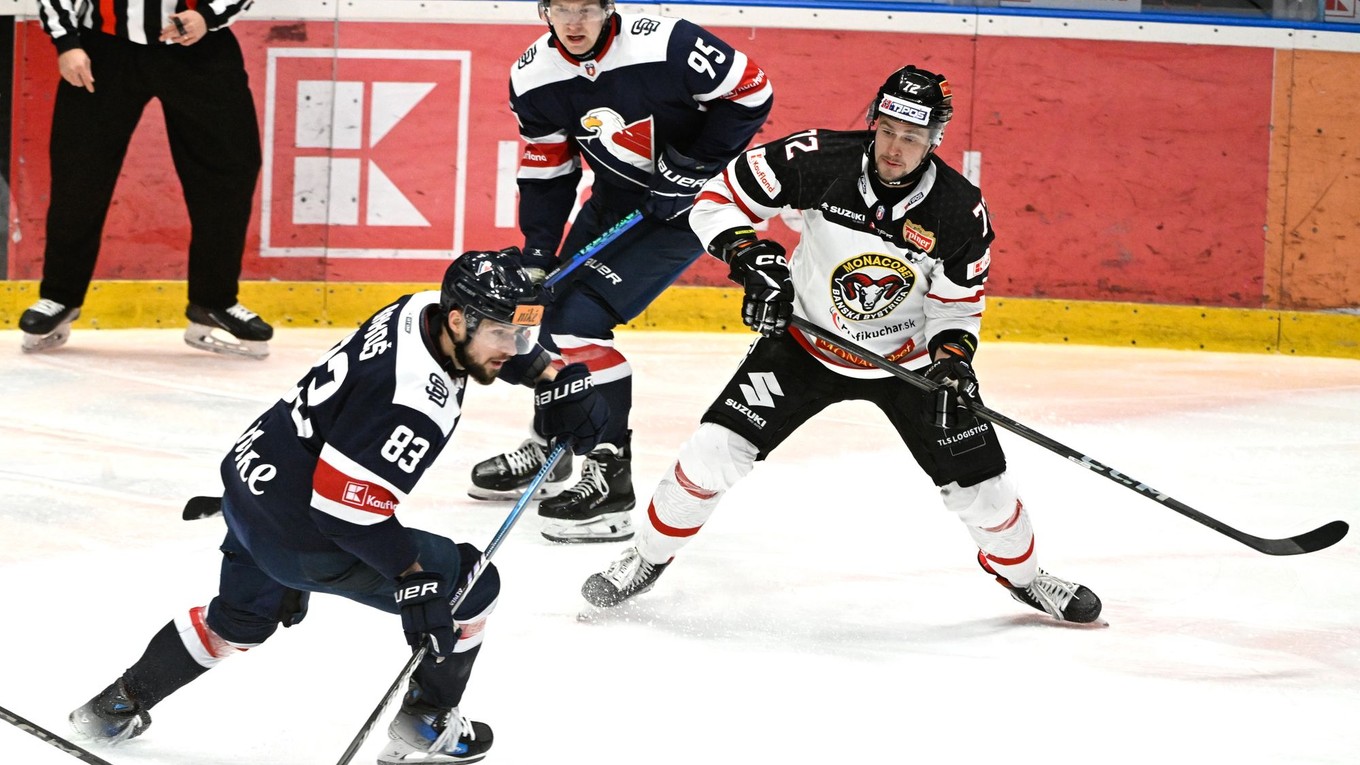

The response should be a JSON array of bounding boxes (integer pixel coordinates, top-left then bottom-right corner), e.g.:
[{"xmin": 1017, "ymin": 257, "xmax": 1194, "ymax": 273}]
[
  {"xmin": 21, "ymin": 325, "xmax": 73, "ymax": 353},
  {"xmin": 466, "ymin": 479, "xmax": 569, "ymax": 502},
  {"xmin": 184, "ymin": 324, "xmax": 269, "ymax": 359},
  {"xmin": 540, "ymin": 513, "xmax": 635, "ymax": 544}
]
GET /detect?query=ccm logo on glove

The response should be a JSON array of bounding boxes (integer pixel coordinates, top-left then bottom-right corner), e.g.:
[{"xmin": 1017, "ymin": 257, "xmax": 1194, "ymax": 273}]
[{"xmin": 535, "ymin": 375, "xmax": 593, "ymax": 406}]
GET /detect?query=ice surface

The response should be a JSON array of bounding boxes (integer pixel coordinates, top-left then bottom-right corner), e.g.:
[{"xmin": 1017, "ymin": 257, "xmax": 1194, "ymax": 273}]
[{"xmin": 2, "ymin": 329, "xmax": 1357, "ymax": 765}]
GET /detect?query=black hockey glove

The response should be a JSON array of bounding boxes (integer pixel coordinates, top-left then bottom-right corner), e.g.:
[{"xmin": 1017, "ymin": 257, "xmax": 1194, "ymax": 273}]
[
  {"xmin": 533, "ymin": 362, "xmax": 609, "ymax": 455},
  {"xmin": 644, "ymin": 147, "xmax": 713, "ymax": 225},
  {"xmin": 394, "ymin": 570, "xmax": 456, "ymax": 658},
  {"xmin": 923, "ymin": 342, "xmax": 982, "ymax": 430},
  {"xmin": 519, "ymin": 247, "xmax": 556, "ymax": 286},
  {"xmin": 717, "ymin": 233, "xmax": 794, "ymax": 337}
]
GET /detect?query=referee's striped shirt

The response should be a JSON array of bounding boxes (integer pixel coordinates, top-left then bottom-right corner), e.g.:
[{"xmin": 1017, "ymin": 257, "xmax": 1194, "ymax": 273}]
[{"xmin": 37, "ymin": 0, "xmax": 255, "ymax": 51}]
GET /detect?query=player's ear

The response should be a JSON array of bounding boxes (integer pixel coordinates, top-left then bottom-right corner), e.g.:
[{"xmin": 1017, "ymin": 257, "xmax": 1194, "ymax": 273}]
[{"xmin": 447, "ymin": 306, "xmax": 467, "ymax": 339}]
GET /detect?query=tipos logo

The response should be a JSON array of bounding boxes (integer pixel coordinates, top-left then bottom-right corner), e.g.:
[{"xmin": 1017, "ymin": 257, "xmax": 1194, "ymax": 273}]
[{"xmin": 830, "ymin": 253, "xmax": 915, "ymax": 321}]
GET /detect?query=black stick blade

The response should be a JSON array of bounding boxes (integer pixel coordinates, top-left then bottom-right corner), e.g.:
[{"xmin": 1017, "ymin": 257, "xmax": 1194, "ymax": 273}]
[
  {"xmin": 182, "ymin": 496, "xmax": 222, "ymax": 521},
  {"xmin": 1253, "ymin": 520, "xmax": 1349, "ymax": 556}
]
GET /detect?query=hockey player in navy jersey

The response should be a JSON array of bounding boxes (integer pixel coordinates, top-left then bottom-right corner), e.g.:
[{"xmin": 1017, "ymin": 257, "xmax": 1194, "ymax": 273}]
[
  {"xmin": 67, "ymin": 249, "xmax": 608, "ymax": 764},
  {"xmin": 468, "ymin": 0, "xmax": 773, "ymax": 544},
  {"xmin": 580, "ymin": 65, "xmax": 1103, "ymax": 624}
]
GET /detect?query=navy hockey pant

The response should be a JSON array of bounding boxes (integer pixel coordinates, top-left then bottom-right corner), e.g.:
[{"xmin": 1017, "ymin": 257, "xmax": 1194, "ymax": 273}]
[{"xmin": 543, "ymin": 199, "xmax": 704, "ymax": 445}]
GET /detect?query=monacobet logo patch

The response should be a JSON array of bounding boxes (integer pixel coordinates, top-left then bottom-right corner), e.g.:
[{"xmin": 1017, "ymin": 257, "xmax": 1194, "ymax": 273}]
[
  {"xmin": 901, "ymin": 220, "xmax": 937, "ymax": 253},
  {"xmin": 830, "ymin": 253, "xmax": 916, "ymax": 320}
]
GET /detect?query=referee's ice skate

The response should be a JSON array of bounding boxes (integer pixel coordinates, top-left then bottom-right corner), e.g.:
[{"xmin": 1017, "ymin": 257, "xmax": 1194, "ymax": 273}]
[
  {"xmin": 19, "ymin": 298, "xmax": 81, "ymax": 352},
  {"xmin": 183, "ymin": 302, "xmax": 274, "ymax": 359}
]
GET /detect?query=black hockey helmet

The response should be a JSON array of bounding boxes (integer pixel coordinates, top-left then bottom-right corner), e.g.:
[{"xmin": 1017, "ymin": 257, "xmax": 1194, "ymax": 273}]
[
  {"xmin": 866, "ymin": 65, "xmax": 954, "ymax": 147},
  {"xmin": 440, "ymin": 248, "xmax": 543, "ymax": 353}
]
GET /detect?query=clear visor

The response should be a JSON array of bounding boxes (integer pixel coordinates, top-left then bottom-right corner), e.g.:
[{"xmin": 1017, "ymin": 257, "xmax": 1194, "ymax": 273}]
[{"xmin": 465, "ymin": 304, "xmax": 543, "ymax": 355}]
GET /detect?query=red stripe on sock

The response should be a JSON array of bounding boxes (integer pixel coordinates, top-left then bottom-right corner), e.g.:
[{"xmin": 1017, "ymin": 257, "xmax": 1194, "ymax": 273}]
[
  {"xmin": 673, "ymin": 462, "xmax": 717, "ymax": 500},
  {"xmin": 648, "ymin": 501, "xmax": 702, "ymax": 538},
  {"xmin": 982, "ymin": 500, "xmax": 1024, "ymax": 533},
  {"xmin": 982, "ymin": 535, "xmax": 1035, "ymax": 567}
]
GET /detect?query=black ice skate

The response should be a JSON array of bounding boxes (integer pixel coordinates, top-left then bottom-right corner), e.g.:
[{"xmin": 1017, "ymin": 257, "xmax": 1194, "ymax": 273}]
[
  {"xmin": 538, "ymin": 440, "xmax": 635, "ymax": 543},
  {"xmin": 19, "ymin": 298, "xmax": 81, "ymax": 352},
  {"xmin": 467, "ymin": 437, "xmax": 573, "ymax": 501},
  {"xmin": 581, "ymin": 546, "xmax": 671, "ymax": 607},
  {"xmin": 978, "ymin": 551, "xmax": 1102, "ymax": 623},
  {"xmin": 378, "ymin": 686, "xmax": 493, "ymax": 765},
  {"xmin": 69, "ymin": 679, "xmax": 151, "ymax": 744},
  {"xmin": 184, "ymin": 302, "xmax": 273, "ymax": 359}
]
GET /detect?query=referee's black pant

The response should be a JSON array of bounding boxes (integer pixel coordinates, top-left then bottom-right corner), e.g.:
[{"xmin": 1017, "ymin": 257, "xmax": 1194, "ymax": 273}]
[{"xmin": 40, "ymin": 29, "xmax": 261, "ymax": 311}]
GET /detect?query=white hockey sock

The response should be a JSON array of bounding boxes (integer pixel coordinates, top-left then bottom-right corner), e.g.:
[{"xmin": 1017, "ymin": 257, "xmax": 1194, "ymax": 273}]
[
  {"xmin": 637, "ymin": 424, "xmax": 757, "ymax": 564},
  {"xmin": 174, "ymin": 606, "xmax": 257, "ymax": 669},
  {"xmin": 940, "ymin": 471, "xmax": 1038, "ymax": 586}
]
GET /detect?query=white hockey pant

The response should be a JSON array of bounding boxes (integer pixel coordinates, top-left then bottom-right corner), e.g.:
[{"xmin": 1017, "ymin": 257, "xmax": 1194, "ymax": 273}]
[
  {"xmin": 940, "ymin": 471, "xmax": 1038, "ymax": 586},
  {"xmin": 637, "ymin": 423, "xmax": 758, "ymax": 564}
]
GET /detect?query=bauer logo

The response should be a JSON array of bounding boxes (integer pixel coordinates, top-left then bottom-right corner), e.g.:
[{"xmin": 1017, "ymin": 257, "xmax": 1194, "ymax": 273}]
[{"xmin": 263, "ymin": 49, "xmax": 472, "ymax": 259}]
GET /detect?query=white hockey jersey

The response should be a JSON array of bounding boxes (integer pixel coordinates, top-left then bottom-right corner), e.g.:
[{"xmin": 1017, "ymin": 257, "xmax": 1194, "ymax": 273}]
[{"xmin": 690, "ymin": 129, "xmax": 995, "ymax": 378}]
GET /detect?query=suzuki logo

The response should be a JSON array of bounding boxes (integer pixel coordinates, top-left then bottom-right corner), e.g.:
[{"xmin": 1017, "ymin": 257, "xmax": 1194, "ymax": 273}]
[{"xmin": 739, "ymin": 372, "xmax": 783, "ymax": 408}]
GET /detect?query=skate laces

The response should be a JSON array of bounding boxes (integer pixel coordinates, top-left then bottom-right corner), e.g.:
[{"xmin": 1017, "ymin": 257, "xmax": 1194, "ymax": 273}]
[
  {"xmin": 504, "ymin": 440, "xmax": 547, "ymax": 477},
  {"xmin": 562, "ymin": 454, "xmax": 609, "ymax": 500},
  {"xmin": 1022, "ymin": 570, "xmax": 1078, "ymax": 619},
  {"xmin": 603, "ymin": 547, "xmax": 650, "ymax": 589},
  {"xmin": 225, "ymin": 303, "xmax": 259, "ymax": 322},
  {"xmin": 427, "ymin": 709, "xmax": 473, "ymax": 754},
  {"xmin": 32, "ymin": 298, "xmax": 67, "ymax": 317}
]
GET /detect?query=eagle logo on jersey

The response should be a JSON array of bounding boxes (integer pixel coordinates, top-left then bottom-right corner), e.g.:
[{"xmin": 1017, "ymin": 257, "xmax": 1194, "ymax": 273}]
[
  {"xmin": 579, "ymin": 108, "xmax": 654, "ymax": 171},
  {"xmin": 830, "ymin": 253, "xmax": 916, "ymax": 321}
]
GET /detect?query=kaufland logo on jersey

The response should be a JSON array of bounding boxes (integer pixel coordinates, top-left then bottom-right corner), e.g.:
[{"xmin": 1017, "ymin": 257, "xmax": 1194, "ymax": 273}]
[
  {"xmin": 262, "ymin": 49, "xmax": 472, "ymax": 259},
  {"xmin": 341, "ymin": 480, "xmax": 398, "ymax": 513}
]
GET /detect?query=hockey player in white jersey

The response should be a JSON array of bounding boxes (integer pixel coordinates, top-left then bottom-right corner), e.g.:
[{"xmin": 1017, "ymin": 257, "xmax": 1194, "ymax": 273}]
[
  {"xmin": 581, "ymin": 65, "xmax": 1102, "ymax": 624},
  {"xmin": 468, "ymin": 0, "xmax": 772, "ymax": 544}
]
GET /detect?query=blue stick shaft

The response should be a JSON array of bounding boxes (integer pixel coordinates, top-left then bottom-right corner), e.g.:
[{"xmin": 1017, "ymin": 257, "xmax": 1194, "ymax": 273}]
[
  {"xmin": 334, "ymin": 443, "xmax": 570, "ymax": 765},
  {"xmin": 542, "ymin": 210, "xmax": 643, "ymax": 290}
]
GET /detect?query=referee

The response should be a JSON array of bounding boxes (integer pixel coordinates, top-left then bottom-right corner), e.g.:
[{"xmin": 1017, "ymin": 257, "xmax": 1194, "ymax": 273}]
[{"xmin": 23, "ymin": 0, "xmax": 273, "ymax": 358}]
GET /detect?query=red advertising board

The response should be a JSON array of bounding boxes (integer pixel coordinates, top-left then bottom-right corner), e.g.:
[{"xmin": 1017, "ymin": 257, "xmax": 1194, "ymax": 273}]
[{"xmin": 7, "ymin": 19, "xmax": 1275, "ymax": 306}]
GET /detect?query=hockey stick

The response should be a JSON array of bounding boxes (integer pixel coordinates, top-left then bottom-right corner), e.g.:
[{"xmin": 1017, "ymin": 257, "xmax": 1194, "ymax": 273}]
[
  {"xmin": 541, "ymin": 209, "xmax": 643, "ymax": 292},
  {"xmin": 0, "ymin": 704, "xmax": 117, "ymax": 765},
  {"xmin": 183, "ymin": 495, "xmax": 221, "ymax": 520},
  {"xmin": 334, "ymin": 441, "xmax": 571, "ymax": 765},
  {"xmin": 788, "ymin": 316, "xmax": 1348, "ymax": 556}
]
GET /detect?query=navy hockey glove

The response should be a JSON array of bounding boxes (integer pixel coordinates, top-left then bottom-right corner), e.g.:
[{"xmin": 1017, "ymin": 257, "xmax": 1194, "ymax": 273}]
[
  {"xmin": 644, "ymin": 147, "xmax": 713, "ymax": 225},
  {"xmin": 533, "ymin": 362, "xmax": 609, "ymax": 455},
  {"xmin": 923, "ymin": 342, "xmax": 981, "ymax": 430},
  {"xmin": 719, "ymin": 235, "xmax": 794, "ymax": 337},
  {"xmin": 394, "ymin": 571, "xmax": 456, "ymax": 658}
]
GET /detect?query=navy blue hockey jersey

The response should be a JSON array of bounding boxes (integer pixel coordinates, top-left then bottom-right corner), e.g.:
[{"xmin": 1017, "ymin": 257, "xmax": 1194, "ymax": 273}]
[
  {"xmin": 220, "ymin": 292, "xmax": 466, "ymax": 580},
  {"xmin": 509, "ymin": 13, "xmax": 772, "ymax": 255}
]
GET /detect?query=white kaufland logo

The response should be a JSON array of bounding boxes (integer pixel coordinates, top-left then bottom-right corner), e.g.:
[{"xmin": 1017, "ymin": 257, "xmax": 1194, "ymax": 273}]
[
  {"xmin": 342, "ymin": 481, "xmax": 368, "ymax": 506},
  {"xmin": 739, "ymin": 372, "xmax": 783, "ymax": 408}
]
